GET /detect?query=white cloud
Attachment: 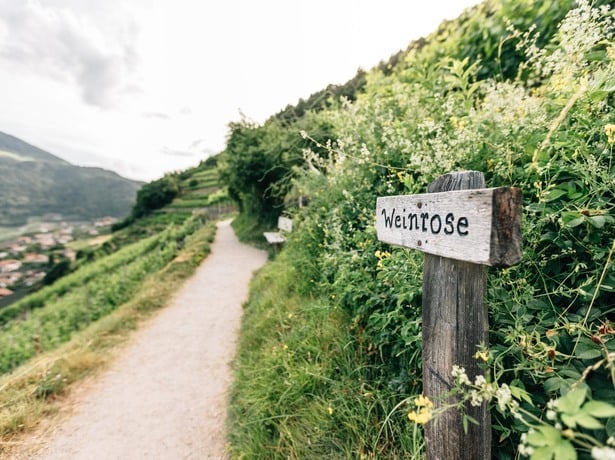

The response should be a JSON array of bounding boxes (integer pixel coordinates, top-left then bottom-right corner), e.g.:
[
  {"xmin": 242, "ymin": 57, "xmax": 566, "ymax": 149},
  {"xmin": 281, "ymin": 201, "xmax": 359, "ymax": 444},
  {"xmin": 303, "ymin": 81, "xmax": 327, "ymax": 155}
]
[
  {"xmin": 0, "ymin": 0, "xmax": 482, "ymax": 181},
  {"xmin": 0, "ymin": 0, "xmax": 141, "ymax": 108}
]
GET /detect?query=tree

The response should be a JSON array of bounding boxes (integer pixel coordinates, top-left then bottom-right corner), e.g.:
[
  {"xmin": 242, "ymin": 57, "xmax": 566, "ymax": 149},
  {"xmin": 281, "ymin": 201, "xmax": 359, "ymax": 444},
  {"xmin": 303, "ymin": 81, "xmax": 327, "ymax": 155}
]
[
  {"xmin": 220, "ymin": 113, "xmax": 334, "ymax": 225},
  {"xmin": 131, "ymin": 174, "xmax": 180, "ymax": 218}
]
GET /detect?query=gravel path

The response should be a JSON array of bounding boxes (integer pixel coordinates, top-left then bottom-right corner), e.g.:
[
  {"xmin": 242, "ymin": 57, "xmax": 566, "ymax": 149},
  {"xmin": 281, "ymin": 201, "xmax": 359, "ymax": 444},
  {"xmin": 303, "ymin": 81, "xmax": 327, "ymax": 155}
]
[{"xmin": 23, "ymin": 219, "xmax": 267, "ymax": 460}]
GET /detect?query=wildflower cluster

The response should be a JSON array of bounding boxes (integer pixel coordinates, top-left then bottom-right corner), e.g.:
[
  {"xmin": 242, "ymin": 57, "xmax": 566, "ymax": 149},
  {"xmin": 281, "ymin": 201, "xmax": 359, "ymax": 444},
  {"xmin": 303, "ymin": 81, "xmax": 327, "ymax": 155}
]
[
  {"xmin": 449, "ymin": 364, "xmax": 615, "ymax": 459},
  {"xmin": 606, "ymin": 124, "xmax": 615, "ymax": 145},
  {"xmin": 451, "ymin": 366, "xmax": 520, "ymax": 416},
  {"xmin": 407, "ymin": 394, "xmax": 434, "ymax": 425},
  {"xmin": 374, "ymin": 250, "xmax": 391, "ymax": 269}
]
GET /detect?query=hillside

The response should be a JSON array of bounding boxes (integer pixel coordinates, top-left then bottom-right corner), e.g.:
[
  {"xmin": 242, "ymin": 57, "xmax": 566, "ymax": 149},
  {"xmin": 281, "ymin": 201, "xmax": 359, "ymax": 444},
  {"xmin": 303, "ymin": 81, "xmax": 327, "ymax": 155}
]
[
  {"xmin": 224, "ymin": 0, "xmax": 615, "ymax": 458},
  {"xmin": 0, "ymin": 154, "xmax": 235, "ymax": 451},
  {"xmin": 0, "ymin": 131, "xmax": 142, "ymax": 226},
  {"xmin": 108, "ymin": 154, "xmax": 233, "ymax": 248}
]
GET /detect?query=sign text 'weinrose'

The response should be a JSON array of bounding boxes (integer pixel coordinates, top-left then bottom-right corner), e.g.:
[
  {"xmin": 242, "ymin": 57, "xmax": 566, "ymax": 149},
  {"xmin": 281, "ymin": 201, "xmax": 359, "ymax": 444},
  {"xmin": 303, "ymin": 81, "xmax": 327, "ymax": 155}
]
[{"xmin": 376, "ymin": 187, "xmax": 522, "ymax": 267}]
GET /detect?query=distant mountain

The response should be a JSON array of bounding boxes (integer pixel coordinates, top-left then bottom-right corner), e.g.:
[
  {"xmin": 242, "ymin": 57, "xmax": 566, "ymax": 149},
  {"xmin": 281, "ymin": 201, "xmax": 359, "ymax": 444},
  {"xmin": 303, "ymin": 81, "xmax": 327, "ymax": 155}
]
[
  {"xmin": 0, "ymin": 132, "xmax": 69, "ymax": 165},
  {"xmin": 0, "ymin": 131, "xmax": 142, "ymax": 226}
]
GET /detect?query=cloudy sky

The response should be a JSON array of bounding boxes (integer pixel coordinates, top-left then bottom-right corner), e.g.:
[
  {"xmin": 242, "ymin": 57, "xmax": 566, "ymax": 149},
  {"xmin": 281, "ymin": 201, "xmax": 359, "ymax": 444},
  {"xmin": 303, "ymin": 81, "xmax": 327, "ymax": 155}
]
[{"xmin": 0, "ymin": 0, "xmax": 480, "ymax": 181}]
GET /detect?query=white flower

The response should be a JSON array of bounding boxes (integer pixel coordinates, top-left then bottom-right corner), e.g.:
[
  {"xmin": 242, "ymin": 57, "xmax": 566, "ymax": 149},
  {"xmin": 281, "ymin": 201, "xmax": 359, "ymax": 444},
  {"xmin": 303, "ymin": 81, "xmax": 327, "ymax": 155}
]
[
  {"xmin": 547, "ymin": 399, "xmax": 557, "ymax": 410},
  {"xmin": 474, "ymin": 375, "xmax": 487, "ymax": 387},
  {"xmin": 546, "ymin": 410, "xmax": 557, "ymax": 421},
  {"xmin": 518, "ymin": 444, "xmax": 534, "ymax": 457},
  {"xmin": 470, "ymin": 390, "xmax": 483, "ymax": 407},
  {"xmin": 591, "ymin": 446, "xmax": 615, "ymax": 460},
  {"xmin": 496, "ymin": 384, "xmax": 512, "ymax": 411},
  {"xmin": 452, "ymin": 365, "xmax": 470, "ymax": 386}
]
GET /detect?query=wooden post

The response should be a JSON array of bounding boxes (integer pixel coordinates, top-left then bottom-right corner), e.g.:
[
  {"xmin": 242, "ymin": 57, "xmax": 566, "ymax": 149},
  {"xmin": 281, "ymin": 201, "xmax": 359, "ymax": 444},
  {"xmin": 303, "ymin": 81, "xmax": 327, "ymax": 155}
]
[
  {"xmin": 423, "ymin": 171, "xmax": 489, "ymax": 460},
  {"xmin": 375, "ymin": 170, "xmax": 522, "ymax": 459}
]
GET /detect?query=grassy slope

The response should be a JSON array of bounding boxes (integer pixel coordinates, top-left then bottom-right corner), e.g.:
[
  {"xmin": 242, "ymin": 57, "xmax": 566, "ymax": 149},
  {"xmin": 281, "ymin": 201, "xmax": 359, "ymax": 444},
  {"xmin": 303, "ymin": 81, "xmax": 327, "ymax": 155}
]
[
  {"xmin": 222, "ymin": 160, "xmax": 436, "ymax": 455},
  {"xmin": 228, "ymin": 250, "xmax": 423, "ymax": 458},
  {"xmin": 0, "ymin": 157, "xmax": 231, "ymax": 450},
  {"xmin": 227, "ymin": 1, "xmax": 615, "ymax": 459},
  {"xmin": 0, "ymin": 221, "xmax": 216, "ymax": 449}
]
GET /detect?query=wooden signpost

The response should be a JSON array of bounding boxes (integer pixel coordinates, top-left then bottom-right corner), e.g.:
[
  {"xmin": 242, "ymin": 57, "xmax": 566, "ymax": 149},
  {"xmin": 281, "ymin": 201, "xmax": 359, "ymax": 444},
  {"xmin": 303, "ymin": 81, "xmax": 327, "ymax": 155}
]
[{"xmin": 376, "ymin": 171, "xmax": 522, "ymax": 460}]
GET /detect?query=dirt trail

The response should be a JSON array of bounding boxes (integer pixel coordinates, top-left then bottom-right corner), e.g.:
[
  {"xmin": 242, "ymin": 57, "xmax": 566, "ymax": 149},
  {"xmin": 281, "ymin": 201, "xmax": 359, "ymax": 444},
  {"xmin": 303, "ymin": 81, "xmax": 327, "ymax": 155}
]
[{"xmin": 18, "ymin": 219, "xmax": 267, "ymax": 460}]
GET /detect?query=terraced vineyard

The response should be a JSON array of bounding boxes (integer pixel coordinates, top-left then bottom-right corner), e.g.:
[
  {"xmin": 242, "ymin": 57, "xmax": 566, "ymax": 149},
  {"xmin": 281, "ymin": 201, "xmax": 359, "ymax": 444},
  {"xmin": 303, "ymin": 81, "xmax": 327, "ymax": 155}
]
[
  {"xmin": 0, "ymin": 153, "xmax": 232, "ymax": 385},
  {"xmin": 109, "ymin": 157, "xmax": 234, "ymax": 249}
]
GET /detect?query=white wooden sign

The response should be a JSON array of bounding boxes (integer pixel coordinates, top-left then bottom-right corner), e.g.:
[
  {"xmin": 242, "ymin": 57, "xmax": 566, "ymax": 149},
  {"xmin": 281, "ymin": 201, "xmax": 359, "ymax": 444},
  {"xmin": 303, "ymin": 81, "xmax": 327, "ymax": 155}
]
[
  {"xmin": 376, "ymin": 187, "xmax": 522, "ymax": 267},
  {"xmin": 376, "ymin": 171, "xmax": 522, "ymax": 459}
]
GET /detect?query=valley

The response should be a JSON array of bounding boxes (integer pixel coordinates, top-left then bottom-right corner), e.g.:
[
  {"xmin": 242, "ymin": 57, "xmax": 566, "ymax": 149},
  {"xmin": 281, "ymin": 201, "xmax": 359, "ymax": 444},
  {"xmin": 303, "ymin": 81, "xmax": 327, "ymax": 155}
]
[{"xmin": 0, "ymin": 216, "xmax": 117, "ymax": 307}]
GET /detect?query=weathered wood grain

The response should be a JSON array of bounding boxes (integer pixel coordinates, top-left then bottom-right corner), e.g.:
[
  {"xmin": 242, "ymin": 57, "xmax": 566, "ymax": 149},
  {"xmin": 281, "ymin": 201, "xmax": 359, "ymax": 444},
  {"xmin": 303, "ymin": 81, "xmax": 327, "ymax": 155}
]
[
  {"xmin": 376, "ymin": 185, "xmax": 522, "ymax": 267},
  {"xmin": 422, "ymin": 171, "xmax": 491, "ymax": 460}
]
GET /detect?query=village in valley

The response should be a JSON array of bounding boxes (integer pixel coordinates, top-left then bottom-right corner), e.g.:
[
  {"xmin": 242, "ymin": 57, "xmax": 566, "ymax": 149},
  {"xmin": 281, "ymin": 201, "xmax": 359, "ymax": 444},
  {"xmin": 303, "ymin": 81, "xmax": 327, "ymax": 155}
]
[{"xmin": 0, "ymin": 216, "xmax": 118, "ymax": 303}]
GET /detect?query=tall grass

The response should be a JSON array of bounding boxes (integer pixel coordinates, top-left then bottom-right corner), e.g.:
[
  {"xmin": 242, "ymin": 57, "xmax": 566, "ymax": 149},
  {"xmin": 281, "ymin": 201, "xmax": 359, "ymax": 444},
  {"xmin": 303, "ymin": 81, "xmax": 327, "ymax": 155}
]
[{"xmin": 228, "ymin": 249, "xmax": 424, "ymax": 458}]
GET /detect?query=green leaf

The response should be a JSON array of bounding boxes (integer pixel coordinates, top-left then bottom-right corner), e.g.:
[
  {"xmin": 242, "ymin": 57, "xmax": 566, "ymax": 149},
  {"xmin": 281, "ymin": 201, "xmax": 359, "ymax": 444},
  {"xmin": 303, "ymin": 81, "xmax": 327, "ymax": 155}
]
[
  {"xmin": 574, "ymin": 343, "xmax": 602, "ymax": 360},
  {"xmin": 576, "ymin": 348, "xmax": 603, "ymax": 360},
  {"xmin": 560, "ymin": 369, "xmax": 582, "ymax": 380},
  {"xmin": 606, "ymin": 417, "xmax": 615, "ymax": 437},
  {"xmin": 461, "ymin": 415, "xmax": 479, "ymax": 434},
  {"xmin": 554, "ymin": 440, "xmax": 577, "ymax": 460},
  {"xmin": 527, "ymin": 430, "xmax": 549, "ymax": 447},
  {"xmin": 583, "ymin": 401, "xmax": 615, "ymax": 418},
  {"xmin": 544, "ymin": 376, "xmax": 565, "ymax": 394},
  {"xmin": 575, "ymin": 413, "xmax": 603, "ymax": 429},
  {"xmin": 538, "ymin": 425, "xmax": 562, "ymax": 445},
  {"xmin": 531, "ymin": 446, "xmax": 554, "ymax": 460},
  {"xmin": 566, "ymin": 217, "xmax": 585, "ymax": 228},
  {"xmin": 561, "ymin": 414, "xmax": 578, "ymax": 428},
  {"xmin": 545, "ymin": 189, "xmax": 567, "ymax": 201},
  {"xmin": 589, "ymin": 215, "xmax": 606, "ymax": 228},
  {"xmin": 556, "ymin": 387, "xmax": 587, "ymax": 414},
  {"xmin": 510, "ymin": 385, "xmax": 534, "ymax": 405},
  {"xmin": 561, "ymin": 212, "xmax": 582, "ymax": 225}
]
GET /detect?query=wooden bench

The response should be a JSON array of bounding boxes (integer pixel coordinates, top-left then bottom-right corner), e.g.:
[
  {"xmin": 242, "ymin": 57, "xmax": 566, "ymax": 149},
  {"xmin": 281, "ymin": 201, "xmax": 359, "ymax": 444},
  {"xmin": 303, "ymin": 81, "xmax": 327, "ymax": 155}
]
[{"xmin": 264, "ymin": 216, "xmax": 293, "ymax": 246}]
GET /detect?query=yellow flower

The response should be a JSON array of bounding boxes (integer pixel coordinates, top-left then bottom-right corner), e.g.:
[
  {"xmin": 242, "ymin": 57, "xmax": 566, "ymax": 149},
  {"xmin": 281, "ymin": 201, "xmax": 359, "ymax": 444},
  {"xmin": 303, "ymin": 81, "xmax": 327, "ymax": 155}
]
[
  {"xmin": 408, "ymin": 395, "xmax": 434, "ymax": 425},
  {"xmin": 328, "ymin": 406, "xmax": 334, "ymax": 415},
  {"xmin": 408, "ymin": 408, "xmax": 432, "ymax": 424},
  {"xmin": 605, "ymin": 124, "xmax": 615, "ymax": 144},
  {"xmin": 474, "ymin": 350, "xmax": 489, "ymax": 362},
  {"xmin": 414, "ymin": 394, "xmax": 434, "ymax": 409},
  {"xmin": 375, "ymin": 250, "xmax": 391, "ymax": 269}
]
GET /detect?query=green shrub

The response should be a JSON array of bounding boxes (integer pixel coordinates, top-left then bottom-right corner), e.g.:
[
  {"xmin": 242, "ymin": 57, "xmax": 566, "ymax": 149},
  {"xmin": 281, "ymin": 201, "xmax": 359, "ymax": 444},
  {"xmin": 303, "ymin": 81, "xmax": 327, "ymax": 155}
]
[{"xmin": 228, "ymin": 1, "xmax": 615, "ymax": 457}]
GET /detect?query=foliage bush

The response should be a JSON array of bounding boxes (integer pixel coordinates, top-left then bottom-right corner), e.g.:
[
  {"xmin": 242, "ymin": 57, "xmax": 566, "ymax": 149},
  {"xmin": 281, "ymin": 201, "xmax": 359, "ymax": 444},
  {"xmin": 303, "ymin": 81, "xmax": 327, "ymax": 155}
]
[
  {"xmin": 220, "ymin": 113, "xmax": 334, "ymax": 226},
  {"xmin": 131, "ymin": 174, "xmax": 181, "ymax": 218},
  {"xmin": 229, "ymin": 1, "xmax": 615, "ymax": 458}
]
